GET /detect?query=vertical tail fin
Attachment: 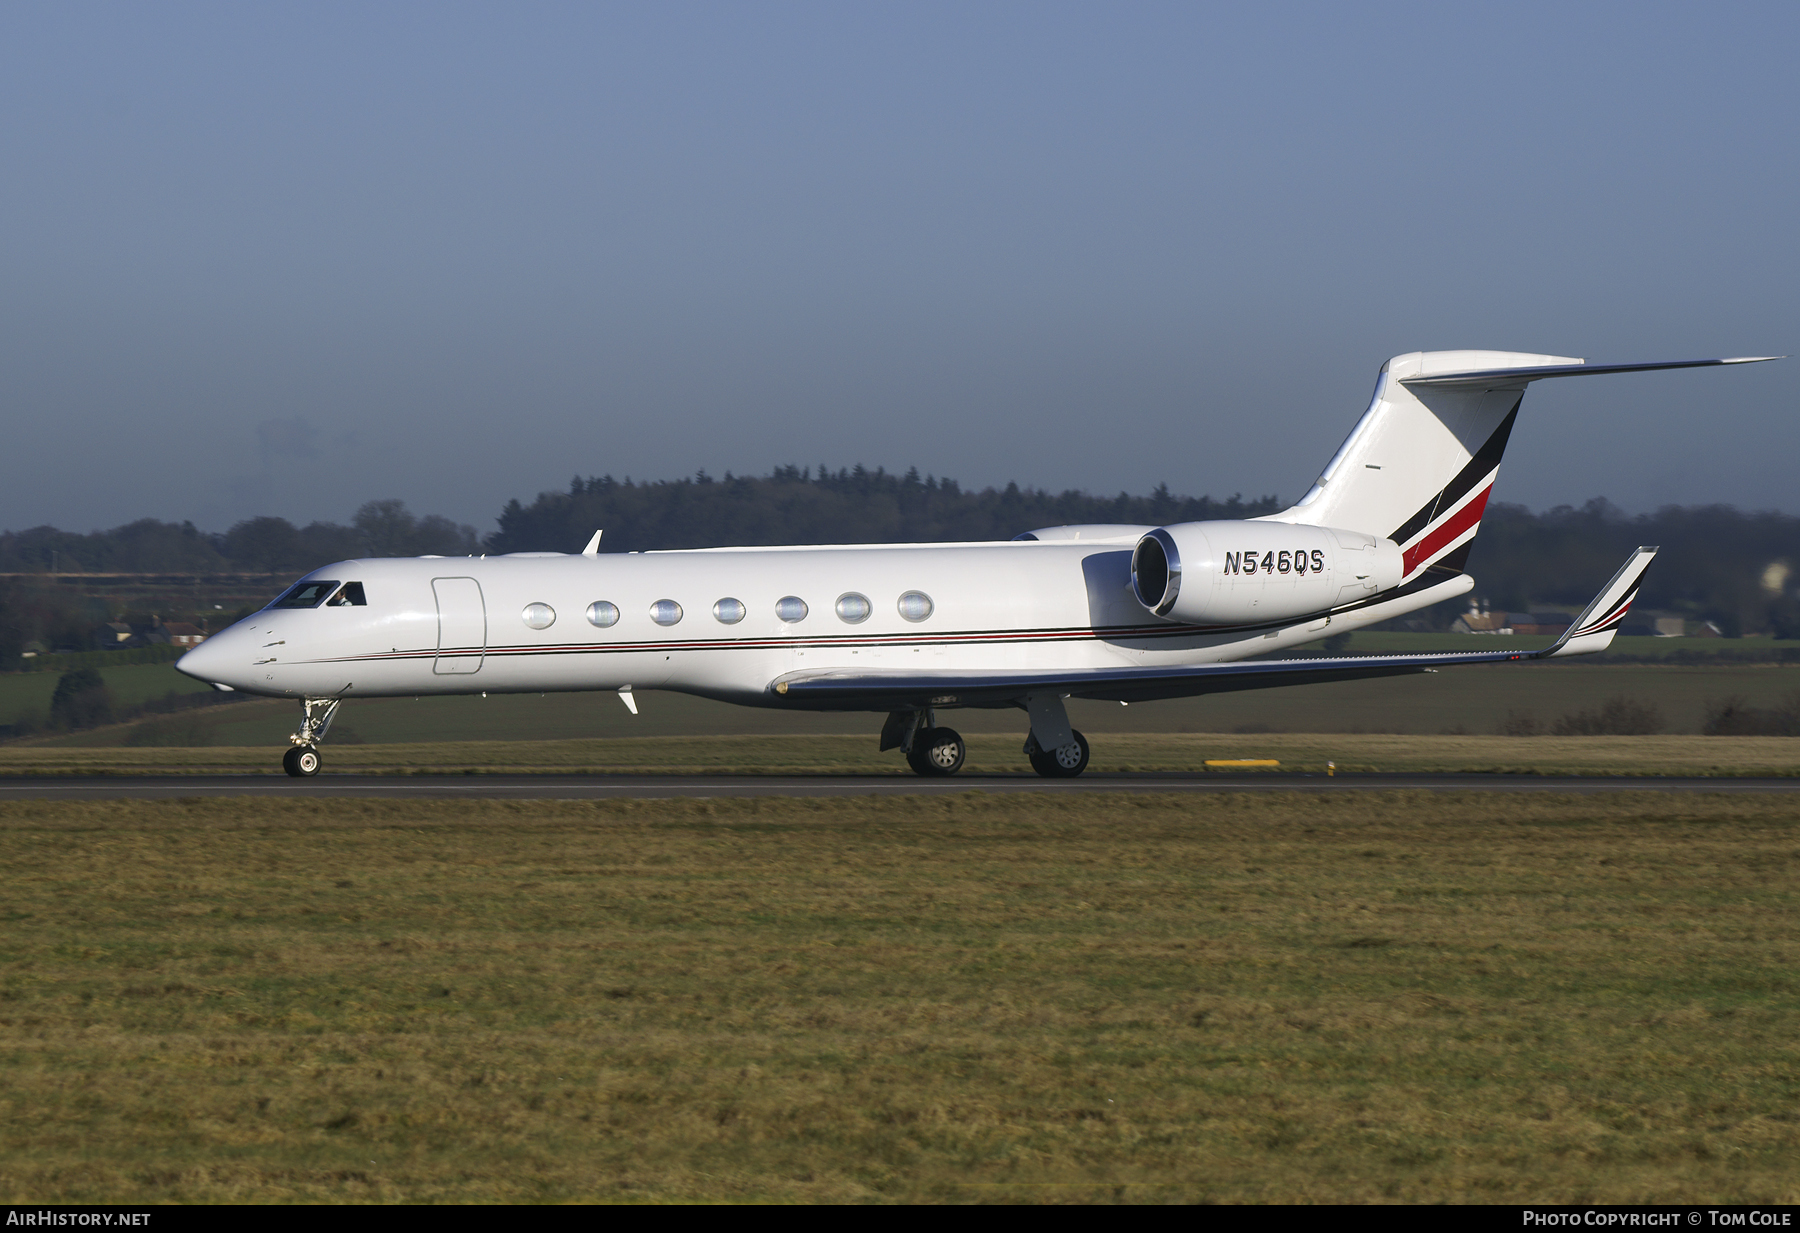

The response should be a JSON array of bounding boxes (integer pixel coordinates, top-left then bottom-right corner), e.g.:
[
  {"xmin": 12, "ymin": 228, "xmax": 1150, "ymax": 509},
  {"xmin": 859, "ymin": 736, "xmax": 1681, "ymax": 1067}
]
[
  {"xmin": 1276, "ymin": 350, "xmax": 1577, "ymax": 580},
  {"xmin": 1273, "ymin": 351, "xmax": 1776, "ymax": 583}
]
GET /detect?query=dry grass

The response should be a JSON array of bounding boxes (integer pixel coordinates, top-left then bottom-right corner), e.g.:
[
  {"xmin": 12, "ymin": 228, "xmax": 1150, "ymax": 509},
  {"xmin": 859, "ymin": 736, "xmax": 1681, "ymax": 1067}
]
[
  {"xmin": 0, "ymin": 731, "xmax": 1796, "ymax": 778},
  {"xmin": 3, "ymin": 791, "xmax": 1800, "ymax": 1203},
  {"xmin": 14, "ymin": 662, "xmax": 1800, "ymax": 749}
]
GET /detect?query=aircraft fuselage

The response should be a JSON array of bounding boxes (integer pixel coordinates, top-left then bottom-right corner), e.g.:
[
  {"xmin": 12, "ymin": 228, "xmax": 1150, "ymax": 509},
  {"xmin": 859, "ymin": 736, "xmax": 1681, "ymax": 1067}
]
[{"xmin": 176, "ymin": 533, "xmax": 1450, "ymax": 710}]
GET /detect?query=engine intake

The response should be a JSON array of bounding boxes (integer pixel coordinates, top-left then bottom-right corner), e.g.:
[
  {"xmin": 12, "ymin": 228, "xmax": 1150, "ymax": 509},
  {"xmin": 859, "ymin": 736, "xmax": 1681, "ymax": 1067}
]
[{"xmin": 1131, "ymin": 528, "xmax": 1182, "ymax": 615}]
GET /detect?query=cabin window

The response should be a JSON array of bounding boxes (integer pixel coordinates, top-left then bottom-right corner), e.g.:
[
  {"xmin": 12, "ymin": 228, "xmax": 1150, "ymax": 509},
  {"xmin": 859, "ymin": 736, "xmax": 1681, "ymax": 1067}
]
[
  {"xmin": 897, "ymin": 590, "xmax": 933, "ymax": 622},
  {"xmin": 522, "ymin": 602, "xmax": 556, "ymax": 630},
  {"xmin": 269, "ymin": 581, "xmax": 339, "ymax": 609},
  {"xmin": 713, "ymin": 598, "xmax": 746, "ymax": 624},
  {"xmin": 775, "ymin": 596, "xmax": 808, "ymax": 623},
  {"xmin": 327, "ymin": 582, "xmax": 367, "ymax": 607},
  {"xmin": 586, "ymin": 601, "xmax": 620, "ymax": 628},
  {"xmin": 650, "ymin": 599, "xmax": 684, "ymax": 626},
  {"xmin": 835, "ymin": 593, "xmax": 872, "ymax": 624}
]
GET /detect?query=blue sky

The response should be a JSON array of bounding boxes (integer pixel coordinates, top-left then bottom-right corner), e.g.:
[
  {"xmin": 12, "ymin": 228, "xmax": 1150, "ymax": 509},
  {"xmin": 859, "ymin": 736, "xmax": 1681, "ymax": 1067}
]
[{"xmin": 1, "ymin": 1, "xmax": 1794, "ymax": 534}]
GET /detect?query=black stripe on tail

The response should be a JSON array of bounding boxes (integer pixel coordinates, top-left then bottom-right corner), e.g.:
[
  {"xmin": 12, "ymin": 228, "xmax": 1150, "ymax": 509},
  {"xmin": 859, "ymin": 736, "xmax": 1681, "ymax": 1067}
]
[{"xmin": 1388, "ymin": 397, "xmax": 1522, "ymax": 545}]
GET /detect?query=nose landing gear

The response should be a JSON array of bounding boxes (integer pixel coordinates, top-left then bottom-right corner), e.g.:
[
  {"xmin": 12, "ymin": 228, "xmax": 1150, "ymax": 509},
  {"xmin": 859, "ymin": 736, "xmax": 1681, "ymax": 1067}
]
[{"xmin": 282, "ymin": 697, "xmax": 341, "ymax": 778}]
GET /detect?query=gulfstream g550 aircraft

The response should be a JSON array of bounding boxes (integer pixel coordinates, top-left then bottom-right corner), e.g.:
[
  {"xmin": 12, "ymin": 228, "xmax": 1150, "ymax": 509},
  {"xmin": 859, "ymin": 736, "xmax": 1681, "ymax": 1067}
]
[{"xmin": 177, "ymin": 350, "xmax": 1777, "ymax": 778}]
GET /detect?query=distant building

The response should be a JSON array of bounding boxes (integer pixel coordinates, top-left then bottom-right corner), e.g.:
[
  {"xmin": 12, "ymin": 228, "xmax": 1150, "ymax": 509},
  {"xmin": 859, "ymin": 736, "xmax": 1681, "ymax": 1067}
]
[
  {"xmin": 1449, "ymin": 602, "xmax": 1573, "ymax": 636},
  {"xmin": 161, "ymin": 622, "xmax": 205, "ymax": 647},
  {"xmin": 1452, "ymin": 599, "xmax": 1512, "ymax": 634},
  {"xmin": 1452, "ymin": 609, "xmax": 1513, "ymax": 634},
  {"xmin": 1512, "ymin": 612, "xmax": 1573, "ymax": 636},
  {"xmin": 87, "ymin": 618, "xmax": 206, "ymax": 650}
]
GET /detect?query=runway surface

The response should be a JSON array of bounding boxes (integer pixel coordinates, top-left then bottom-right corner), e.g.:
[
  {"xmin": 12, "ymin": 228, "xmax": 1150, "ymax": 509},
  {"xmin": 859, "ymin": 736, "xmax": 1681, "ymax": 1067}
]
[{"xmin": 1, "ymin": 772, "xmax": 1797, "ymax": 800}]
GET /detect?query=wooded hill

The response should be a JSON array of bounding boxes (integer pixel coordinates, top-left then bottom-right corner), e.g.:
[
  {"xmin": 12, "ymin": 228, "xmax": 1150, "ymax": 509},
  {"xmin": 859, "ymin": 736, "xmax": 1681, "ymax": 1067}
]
[
  {"xmin": 489, "ymin": 467, "xmax": 1282, "ymax": 554},
  {"xmin": 0, "ymin": 500, "xmax": 479, "ymax": 576}
]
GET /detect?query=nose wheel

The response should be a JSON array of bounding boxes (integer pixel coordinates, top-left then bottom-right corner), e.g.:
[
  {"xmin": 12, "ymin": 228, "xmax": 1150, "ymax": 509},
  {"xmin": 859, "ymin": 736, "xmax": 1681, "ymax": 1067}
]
[
  {"xmin": 283, "ymin": 746, "xmax": 321, "ymax": 777},
  {"xmin": 282, "ymin": 697, "xmax": 341, "ymax": 777}
]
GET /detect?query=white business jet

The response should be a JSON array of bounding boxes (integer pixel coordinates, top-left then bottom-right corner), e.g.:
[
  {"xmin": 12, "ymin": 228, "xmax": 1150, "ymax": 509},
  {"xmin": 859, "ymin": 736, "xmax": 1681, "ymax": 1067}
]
[{"xmin": 177, "ymin": 350, "xmax": 1777, "ymax": 778}]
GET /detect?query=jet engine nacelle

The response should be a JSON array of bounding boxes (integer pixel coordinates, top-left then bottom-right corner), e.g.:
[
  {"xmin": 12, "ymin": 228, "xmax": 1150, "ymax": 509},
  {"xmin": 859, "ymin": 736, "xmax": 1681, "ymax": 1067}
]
[{"xmin": 1130, "ymin": 521, "xmax": 1403, "ymax": 625}]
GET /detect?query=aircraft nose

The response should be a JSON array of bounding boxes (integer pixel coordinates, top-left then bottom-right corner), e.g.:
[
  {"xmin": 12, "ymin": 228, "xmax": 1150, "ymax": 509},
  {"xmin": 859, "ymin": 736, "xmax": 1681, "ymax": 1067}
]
[{"xmin": 176, "ymin": 629, "xmax": 249, "ymax": 689}]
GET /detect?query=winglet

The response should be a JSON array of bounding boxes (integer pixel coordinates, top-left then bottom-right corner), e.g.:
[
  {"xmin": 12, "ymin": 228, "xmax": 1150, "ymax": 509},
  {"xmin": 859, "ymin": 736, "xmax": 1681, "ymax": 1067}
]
[
  {"xmin": 582, "ymin": 529, "xmax": 604, "ymax": 556},
  {"xmin": 1540, "ymin": 546, "xmax": 1658, "ymax": 659}
]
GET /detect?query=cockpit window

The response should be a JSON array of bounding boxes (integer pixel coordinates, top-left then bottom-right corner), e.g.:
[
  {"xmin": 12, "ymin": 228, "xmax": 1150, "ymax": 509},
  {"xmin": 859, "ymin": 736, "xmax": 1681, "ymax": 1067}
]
[
  {"xmin": 327, "ymin": 582, "xmax": 367, "ymax": 606},
  {"xmin": 268, "ymin": 581, "xmax": 340, "ymax": 609}
]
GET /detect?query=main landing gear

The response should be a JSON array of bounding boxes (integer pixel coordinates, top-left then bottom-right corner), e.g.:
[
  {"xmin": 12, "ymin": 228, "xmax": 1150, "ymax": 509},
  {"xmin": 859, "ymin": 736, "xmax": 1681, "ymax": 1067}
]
[
  {"xmin": 882, "ymin": 708, "xmax": 967, "ymax": 777},
  {"xmin": 1025, "ymin": 730, "xmax": 1090, "ymax": 778},
  {"xmin": 879, "ymin": 693, "xmax": 1091, "ymax": 779},
  {"xmin": 282, "ymin": 697, "xmax": 341, "ymax": 778},
  {"xmin": 906, "ymin": 725, "xmax": 967, "ymax": 776},
  {"xmin": 1018, "ymin": 690, "xmax": 1089, "ymax": 779}
]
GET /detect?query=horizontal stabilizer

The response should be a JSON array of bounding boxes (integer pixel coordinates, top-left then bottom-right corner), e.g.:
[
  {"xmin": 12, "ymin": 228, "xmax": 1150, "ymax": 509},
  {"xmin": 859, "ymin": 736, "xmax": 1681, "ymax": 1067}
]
[{"xmin": 1404, "ymin": 356, "xmax": 1781, "ymax": 390}]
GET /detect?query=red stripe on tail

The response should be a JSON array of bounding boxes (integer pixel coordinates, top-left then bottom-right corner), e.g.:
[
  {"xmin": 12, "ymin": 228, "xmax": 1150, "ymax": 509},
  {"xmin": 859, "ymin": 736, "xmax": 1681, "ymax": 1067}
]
[{"xmin": 1402, "ymin": 484, "xmax": 1492, "ymax": 577}]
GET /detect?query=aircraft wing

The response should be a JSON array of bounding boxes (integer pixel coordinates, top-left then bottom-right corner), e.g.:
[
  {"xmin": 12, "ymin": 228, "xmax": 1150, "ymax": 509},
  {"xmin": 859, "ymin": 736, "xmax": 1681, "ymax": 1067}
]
[{"xmin": 770, "ymin": 547, "xmax": 1657, "ymax": 710}]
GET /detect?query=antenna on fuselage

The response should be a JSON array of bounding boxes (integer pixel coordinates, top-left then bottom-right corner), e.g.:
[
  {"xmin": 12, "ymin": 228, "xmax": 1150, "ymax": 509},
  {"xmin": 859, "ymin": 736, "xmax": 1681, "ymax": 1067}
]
[{"xmin": 581, "ymin": 529, "xmax": 604, "ymax": 555}]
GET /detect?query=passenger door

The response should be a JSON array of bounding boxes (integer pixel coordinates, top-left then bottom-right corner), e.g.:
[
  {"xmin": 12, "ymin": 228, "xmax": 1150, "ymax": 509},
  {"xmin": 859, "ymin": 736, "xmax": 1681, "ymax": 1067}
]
[{"xmin": 432, "ymin": 577, "xmax": 486, "ymax": 674}]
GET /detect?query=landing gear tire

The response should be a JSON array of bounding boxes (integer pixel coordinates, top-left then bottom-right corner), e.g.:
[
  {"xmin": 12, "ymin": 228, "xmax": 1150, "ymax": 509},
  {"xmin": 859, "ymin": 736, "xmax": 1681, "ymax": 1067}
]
[
  {"xmin": 283, "ymin": 746, "xmax": 321, "ymax": 778},
  {"xmin": 906, "ymin": 727, "xmax": 966, "ymax": 777},
  {"xmin": 1027, "ymin": 729, "xmax": 1090, "ymax": 778}
]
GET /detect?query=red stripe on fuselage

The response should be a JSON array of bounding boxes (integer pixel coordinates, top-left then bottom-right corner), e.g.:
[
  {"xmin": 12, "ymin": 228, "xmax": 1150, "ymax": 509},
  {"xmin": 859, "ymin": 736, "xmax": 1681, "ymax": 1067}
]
[{"xmin": 1402, "ymin": 483, "xmax": 1493, "ymax": 577}]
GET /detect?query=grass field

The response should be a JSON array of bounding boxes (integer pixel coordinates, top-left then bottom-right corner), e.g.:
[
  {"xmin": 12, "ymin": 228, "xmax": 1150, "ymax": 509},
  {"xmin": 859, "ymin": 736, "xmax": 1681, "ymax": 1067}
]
[
  {"xmin": 0, "ymin": 662, "xmax": 217, "ymax": 723},
  {"xmin": 5, "ymin": 659, "xmax": 1799, "ymax": 751},
  {"xmin": 1332, "ymin": 633, "xmax": 1800, "ymax": 661},
  {"xmin": 3, "ymin": 791, "xmax": 1799, "ymax": 1203},
  {"xmin": 1, "ymin": 732, "xmax": 1797, "ymax": 778}
]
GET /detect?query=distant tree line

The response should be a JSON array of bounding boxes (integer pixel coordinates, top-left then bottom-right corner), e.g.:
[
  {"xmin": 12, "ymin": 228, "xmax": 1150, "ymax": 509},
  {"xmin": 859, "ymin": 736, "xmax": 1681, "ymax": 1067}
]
[
  {"xmin": 1, "ymin": 468, "xmax": 1798, "ymax": 672},
  {"xmin": 0, "ymin": 500, "xmax": 481, "ymax": 665},
  {"xmin": 0, "ymin": 500, "xmax": 479, "ymax": 576},
  {"xmin": 489, "ymin": 466, "xmax": 1281, "ymax": 554},
  {"xmin": 1456, "ymin": 499, "xmax": 1800, "ymax": 639}
]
